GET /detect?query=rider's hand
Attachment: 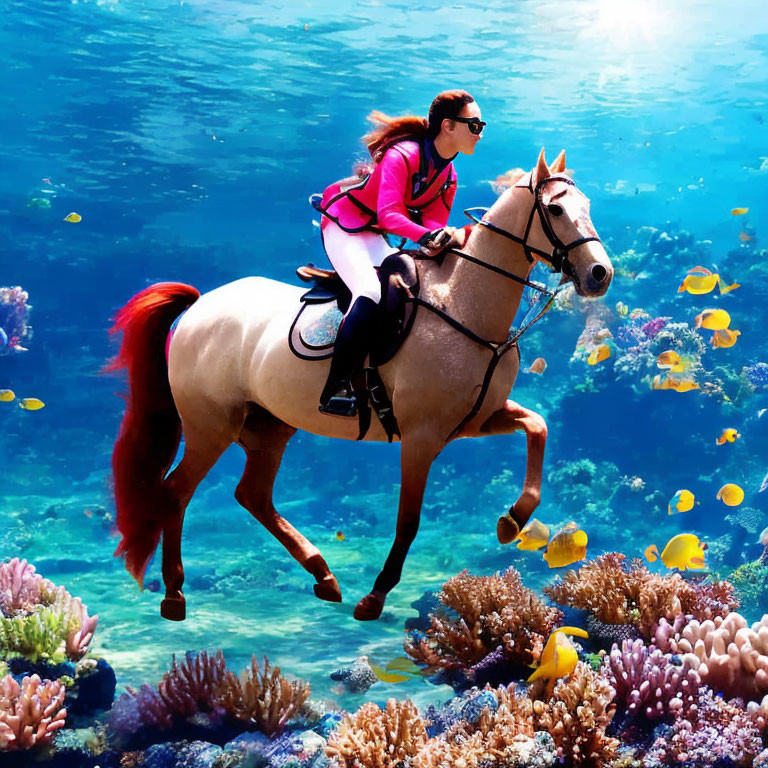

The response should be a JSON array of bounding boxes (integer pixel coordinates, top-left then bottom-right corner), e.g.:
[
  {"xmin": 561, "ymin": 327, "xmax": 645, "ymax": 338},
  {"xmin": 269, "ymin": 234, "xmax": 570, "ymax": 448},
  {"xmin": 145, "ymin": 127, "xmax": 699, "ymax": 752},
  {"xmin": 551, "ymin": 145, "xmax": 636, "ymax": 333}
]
[{"xmin": 418, "ymin": 226, "xmax": 461, "ymax": 256}]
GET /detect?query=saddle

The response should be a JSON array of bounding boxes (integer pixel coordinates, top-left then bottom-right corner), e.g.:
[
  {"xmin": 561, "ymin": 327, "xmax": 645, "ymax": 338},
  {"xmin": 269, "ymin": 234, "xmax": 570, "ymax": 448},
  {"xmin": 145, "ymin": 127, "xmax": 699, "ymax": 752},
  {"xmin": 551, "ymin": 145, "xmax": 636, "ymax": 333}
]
[{"xmin": 289, "ymin": 252, "xmax": 420, "ymax": 442}]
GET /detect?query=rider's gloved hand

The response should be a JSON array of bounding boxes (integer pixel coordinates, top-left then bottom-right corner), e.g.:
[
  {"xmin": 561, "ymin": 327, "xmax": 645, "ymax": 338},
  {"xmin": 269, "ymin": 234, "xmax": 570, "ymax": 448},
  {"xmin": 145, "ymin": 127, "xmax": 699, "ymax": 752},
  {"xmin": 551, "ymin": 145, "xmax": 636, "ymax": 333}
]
[{"xmin": 417, "ymin": 226, "xmax": 461, "ymax": 256}]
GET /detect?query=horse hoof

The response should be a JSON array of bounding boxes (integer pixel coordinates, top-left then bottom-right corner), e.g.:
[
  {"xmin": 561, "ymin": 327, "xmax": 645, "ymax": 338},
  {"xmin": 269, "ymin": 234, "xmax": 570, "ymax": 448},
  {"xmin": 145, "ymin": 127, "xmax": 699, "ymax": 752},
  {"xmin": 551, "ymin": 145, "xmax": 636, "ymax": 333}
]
[
  {"xmin": 160, "ymin": 596, "xmax": 186, "ymax": 621},
  {"xmin": 313, "ymin": 575, "xmax": 342, "ymax": 603},
  {"xmin": 353, "ymin": 593, "xmax": 384, "ymax": 621},
  {"xmin": 497, "ymin": 511, "xmax": 521, "ymax": 545}
]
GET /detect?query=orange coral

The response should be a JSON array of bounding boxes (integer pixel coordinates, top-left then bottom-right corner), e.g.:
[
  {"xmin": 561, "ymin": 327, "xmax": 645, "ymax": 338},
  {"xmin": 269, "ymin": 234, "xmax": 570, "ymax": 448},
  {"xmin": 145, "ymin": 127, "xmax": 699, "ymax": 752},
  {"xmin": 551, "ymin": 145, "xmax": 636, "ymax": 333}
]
[
  {"xmin": 531, "ymin": 662, "xmax": 618, "ymax": 768},
  {"xmin": 325, "ymin": 698, "xmax": 428, "ymax": 768},
  {"xmin": 216, "ymin": 655, "xmax": 310, "ymax": 737},
  {"xmin": 405, "ymin": 567, "xmax": 563, "ymax": 671},
  {"xmin": 544, "ymin": 553, "xmax": 737, "ymax": 639}
]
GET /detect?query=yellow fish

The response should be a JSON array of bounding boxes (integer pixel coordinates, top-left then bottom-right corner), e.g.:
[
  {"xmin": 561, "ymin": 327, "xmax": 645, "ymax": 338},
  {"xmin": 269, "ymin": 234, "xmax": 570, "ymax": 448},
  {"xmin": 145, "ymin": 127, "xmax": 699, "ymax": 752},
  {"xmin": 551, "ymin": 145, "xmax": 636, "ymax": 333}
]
[
  {"xmin": 668, "ymin": 489, "xmax": 695, "ymax": 515},
  {"xmin": 645, "ymin": 533, "xmax": 707, "ymax": 570},
  {"xmin": 695, "ymin": 309, "xmax": 731, "ymax": 331},
  {"xmin": 335, "ymin": 530, "xmax": 345, "ymax": 542},
  {"xmin": 63, "ymin": 212, "xmax": 82, "ymax": 223},
  {"xmin": 0, "ymin": 389, "xmax": 15, "ymax": 403},
  {"xmin": 716, "ymin": 428, "xmax": 741, "ymax": 445},
  {"xmin": 615, "ymin": 301, "xmax": 629, "ymax": 318},
  {"xmin": 526, "ymin": 357, "xmax": 547, "ymax": 375},
  {"xmin": 712, "ymin": 328, "xmax": 740, "ymax": 348},
  {"xmin": 657, "ymin": 350, "xmax": 686, "ymax": 374},
  {"xmin": 543, "ymin": 528, "xmax": 588, "ymax": 568},
  {"xmin": 651, "ymin": 375, "xmax": 700, "ymax": 393},
  {"xmin": 18, "ymin": 398, "xmax": 45, "ymax": 411},
  {"xmin": 527, "ymin": 627, "xmax": 589, "ymax": 684},
  {"xmin": 369, "ymin": 662, "xmax": 411, "ymax": 684},
  {"xmin": 587, "ymin": 344, "xmax": 611, "ymax": 366},
  {"xmin": 731, "ymin": 207, "xmax": 749, "ymax": 215},
  {"xmin": 678, "ymin": 271, "xmax": 720, "ymax": 295},
  {"xmin": 514, "ymin": 518, "xmax": 550, "ymax": 551},
  {"xmin": 716, "ymin": 483, "xmax": 744, "ymax": 507},
  {"xmin": 384, "ymin": 657, "xmax": 428, "ymax": 676}
]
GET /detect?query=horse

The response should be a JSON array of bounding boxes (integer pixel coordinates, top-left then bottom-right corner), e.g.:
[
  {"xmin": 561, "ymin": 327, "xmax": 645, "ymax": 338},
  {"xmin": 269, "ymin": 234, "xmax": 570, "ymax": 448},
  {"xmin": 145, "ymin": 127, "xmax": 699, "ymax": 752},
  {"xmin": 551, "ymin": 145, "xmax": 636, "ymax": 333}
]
[{"xmin": 107, "ymin": 148, "xmax": 613, "ymax": 623}]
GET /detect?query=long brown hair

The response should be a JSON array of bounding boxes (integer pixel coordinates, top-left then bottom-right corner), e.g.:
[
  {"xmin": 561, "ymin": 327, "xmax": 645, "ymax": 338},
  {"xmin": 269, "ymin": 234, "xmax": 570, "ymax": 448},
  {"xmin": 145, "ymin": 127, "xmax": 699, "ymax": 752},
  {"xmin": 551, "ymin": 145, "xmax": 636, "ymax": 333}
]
[{"xmin": 361, "ymin": 90, "xmax": 475, "ymax": 163}]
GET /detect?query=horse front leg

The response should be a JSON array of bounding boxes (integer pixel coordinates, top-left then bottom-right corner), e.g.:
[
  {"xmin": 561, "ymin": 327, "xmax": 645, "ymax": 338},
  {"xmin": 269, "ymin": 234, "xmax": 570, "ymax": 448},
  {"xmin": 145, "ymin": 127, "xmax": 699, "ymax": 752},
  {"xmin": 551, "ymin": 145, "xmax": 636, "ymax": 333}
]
[
  {"xmin": 354, "ymin": 437, "xmax": 441, "ymax": 621},
  {"xmin": 466, "ymin": 399, "xmax": 547, "ymax": 545}
]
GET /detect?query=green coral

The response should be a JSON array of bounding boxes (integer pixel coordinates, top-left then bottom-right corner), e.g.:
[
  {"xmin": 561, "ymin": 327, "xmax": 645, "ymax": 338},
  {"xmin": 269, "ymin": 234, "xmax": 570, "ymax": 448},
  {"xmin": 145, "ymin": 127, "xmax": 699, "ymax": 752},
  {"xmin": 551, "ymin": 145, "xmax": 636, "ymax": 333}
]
[
  {"xmin": 0, "ymin": 605, "xmax": 70, "ymax": 663},
  {"xmin": 729, "ymin": 561, "xmax": 768, "ymax": 617}
]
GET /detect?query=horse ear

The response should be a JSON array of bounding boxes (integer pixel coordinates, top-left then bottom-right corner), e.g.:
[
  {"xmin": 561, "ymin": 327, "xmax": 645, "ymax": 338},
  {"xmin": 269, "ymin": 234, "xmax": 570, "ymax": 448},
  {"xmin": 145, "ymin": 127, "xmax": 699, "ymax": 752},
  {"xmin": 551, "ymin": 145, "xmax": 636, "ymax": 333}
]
[
  {"xmin": 532, "ymin": 148, "xmax": 550, "ymax": 186},
  {"xmin": 549, "ymin": 149, "xmax": 566, "ymax": 174}
]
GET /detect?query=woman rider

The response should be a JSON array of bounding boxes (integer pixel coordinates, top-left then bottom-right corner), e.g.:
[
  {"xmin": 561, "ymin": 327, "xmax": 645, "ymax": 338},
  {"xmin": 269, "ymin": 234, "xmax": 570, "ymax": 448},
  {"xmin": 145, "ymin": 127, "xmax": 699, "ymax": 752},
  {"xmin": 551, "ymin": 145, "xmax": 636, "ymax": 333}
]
[{"xmin": 317, "ymin": 89, "xmax": 485, "ymax": 417}]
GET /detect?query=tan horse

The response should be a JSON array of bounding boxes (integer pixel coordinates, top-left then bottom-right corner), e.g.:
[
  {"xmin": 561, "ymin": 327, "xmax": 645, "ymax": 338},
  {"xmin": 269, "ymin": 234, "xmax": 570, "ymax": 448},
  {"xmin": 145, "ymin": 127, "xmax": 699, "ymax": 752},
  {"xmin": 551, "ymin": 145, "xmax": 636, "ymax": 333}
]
[{"xmin": 108, "ymin": 149, "xmax": 612, "ymax": 622}]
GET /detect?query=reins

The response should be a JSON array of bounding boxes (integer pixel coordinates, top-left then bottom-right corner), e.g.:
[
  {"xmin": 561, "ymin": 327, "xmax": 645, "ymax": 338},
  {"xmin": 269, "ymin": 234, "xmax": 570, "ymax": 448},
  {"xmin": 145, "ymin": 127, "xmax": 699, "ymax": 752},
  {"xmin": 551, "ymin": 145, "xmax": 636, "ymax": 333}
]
[{"xmin": 407, "ymin": 174, "xmax": 603, "ymax": 439}]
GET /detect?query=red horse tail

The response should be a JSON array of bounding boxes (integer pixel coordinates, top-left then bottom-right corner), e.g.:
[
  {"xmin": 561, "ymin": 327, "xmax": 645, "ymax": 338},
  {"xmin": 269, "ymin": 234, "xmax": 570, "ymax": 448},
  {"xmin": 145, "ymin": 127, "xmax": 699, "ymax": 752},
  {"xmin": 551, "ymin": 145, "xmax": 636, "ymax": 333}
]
[{"xmin": 105, "ymin": 282, "xmax": 200, "ymax": 588}]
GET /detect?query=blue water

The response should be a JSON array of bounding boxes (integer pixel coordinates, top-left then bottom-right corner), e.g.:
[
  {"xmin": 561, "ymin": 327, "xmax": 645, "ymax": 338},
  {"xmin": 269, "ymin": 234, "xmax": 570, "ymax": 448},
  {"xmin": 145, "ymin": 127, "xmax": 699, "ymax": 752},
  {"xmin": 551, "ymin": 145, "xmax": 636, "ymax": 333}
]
[{"xmin": 1, "ymin": 0, "xmax": 768, "ymax": 712}]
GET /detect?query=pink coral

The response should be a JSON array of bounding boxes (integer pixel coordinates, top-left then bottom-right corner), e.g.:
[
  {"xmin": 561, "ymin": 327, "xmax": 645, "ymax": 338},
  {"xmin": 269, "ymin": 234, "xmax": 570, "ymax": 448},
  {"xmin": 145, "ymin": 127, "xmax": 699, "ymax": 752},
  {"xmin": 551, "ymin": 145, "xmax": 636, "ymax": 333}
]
[
  {"xmin": 655, "ymin": 612, "xmax": 768, "ymax": 701},
  {"xmin": 605, "ymin": 638, "xmax": 701, "ymax": 720},
  {"xmin": 0, "ymin": 558, "xmax": 54, "ymax": 616},
  {"xmin": 65, "ymin": 597, "xmax": 99, "ymax": 662},
  {"xmin": 0, "ymin": 674, "xmax": 67, "ymax": 751}
]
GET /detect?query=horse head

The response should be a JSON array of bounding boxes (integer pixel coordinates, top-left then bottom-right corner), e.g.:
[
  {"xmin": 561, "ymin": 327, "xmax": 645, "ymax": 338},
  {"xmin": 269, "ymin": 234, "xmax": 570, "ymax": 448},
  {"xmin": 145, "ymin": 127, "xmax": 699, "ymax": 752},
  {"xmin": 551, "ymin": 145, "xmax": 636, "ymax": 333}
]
[{"xmin": 487, "ymin": 149, "xmax": 613, "ymax": 298}]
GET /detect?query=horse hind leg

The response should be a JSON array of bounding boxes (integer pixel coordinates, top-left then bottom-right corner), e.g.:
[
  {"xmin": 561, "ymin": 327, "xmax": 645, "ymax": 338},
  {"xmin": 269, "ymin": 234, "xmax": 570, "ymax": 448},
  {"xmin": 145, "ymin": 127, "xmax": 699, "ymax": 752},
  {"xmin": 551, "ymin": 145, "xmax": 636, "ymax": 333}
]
[
  {"xmin": 160, "ymin": 410, "xmax": 241, "ymax": 621},
  {"xmin": 235, "ymin": 406, "xmax": 341, "ymax": 603}
]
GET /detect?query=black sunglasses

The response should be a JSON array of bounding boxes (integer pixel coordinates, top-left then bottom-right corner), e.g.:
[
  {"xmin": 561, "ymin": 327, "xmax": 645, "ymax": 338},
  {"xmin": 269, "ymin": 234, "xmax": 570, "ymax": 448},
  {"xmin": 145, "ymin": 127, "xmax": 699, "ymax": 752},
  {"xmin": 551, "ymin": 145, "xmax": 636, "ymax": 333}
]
[{"xmin": 452, "ymin": 116, "xmax": 486, "ymax": 135}]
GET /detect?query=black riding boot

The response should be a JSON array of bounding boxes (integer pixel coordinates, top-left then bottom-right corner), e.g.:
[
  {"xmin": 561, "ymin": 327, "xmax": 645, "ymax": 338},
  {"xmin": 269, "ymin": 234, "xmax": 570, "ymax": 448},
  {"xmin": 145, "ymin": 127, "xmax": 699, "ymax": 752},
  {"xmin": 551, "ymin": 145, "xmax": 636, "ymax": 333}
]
[{"xmin": 319, "ymin": 296, "xmax": 379, "ymax": 417}]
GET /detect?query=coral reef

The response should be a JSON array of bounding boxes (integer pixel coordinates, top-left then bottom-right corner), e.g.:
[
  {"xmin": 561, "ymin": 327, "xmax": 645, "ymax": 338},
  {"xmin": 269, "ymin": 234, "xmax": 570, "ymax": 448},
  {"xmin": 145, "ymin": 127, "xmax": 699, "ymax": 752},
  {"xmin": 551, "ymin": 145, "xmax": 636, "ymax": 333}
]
[
  {"xmin": 218, "ymin": 655, "xmax": 311, "ymax": 737},
  {"xmin": 730, "ymin": 561, "xmax": 768, "ymax": 616},
  {"xmin": 0, "ymin": 286, "xmax": 31, "ymax": 354},
  {"xmin": 404, "ymin": 567, "xmax": 563, "ymax": 684},
  {"xmin": 325, "ymin": 698, "xmax": 428, "ymax": 767},
  {"xmin": 531, "ymin": 662, "xmax": 618, "ymax": 768},
  {"xmin": 544, "ymin": 553, "xmax": 738, "ymax": 641},
  {"xmin": 0, "ymin": 673, "xmax": 67, "ymax": 750},
  {"xmin": 605, "ymin": 639, "xmax": 701, "ymax": 720},
  {"xmin": 0, "ymin": 558, "xmax": 99, "ymax": 665},
  {"xmin": 654, "ymin": 612, "xmax": 768, "ymax": 700}
]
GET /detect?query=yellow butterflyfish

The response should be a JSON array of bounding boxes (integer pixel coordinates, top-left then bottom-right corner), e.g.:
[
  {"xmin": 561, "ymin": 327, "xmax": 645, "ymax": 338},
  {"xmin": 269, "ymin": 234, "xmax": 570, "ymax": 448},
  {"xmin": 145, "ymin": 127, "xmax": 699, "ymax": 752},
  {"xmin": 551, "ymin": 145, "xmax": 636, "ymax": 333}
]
[
  {"xmin": 651, "ymin": 375, "xmax": 699, "ymax": 393},
  {"xmin": 527, "ymin": 627, "xmax": 588, "ymax": 684},
  {"xmin": 18, "ymin": 398, "xmax": 45, "ymax": 411},
  {"xmin": 646, "ymin": 533, "xmax": 707, "ymax": 571},
  {"xmin": 63, "ymin": 212, "xmax": 82, "ymax": 223},
  {"xmin": 731, "ymin": 207, "xmax": 749, "ymax": 215},
  {"xmin": 543, "ymin": 528, "xmax": 588, "ymax": 568},
  {"xmin": 695, "ymin": 309, "xmax": 731, "ymax": 331},
  {"xmin": 335, "ymin": 530, "xmax": 345, "ymax": 542},
  {"xmin": 587, "ymin": 344, "xmax": 611, "ymax": 366},
  {"xmin": 0, "ymin": 389, "xmax": 14, "ymax": 403},
  {"xmin": 668, "ymin": 489, "xmax": 695, "ymax": 515},
  {"xmin": 716, "ymin": 483, "xmax": 744, "ymax": 507},
  {"xmin": 514, "ymin": 518, "xmax": 550, "ymax": 551},
  {"xmin": 716, "ymin": 428, "xmax": 741, "ymax": 445},
  {"xmin": 678, "ymin": 272, "xmax": 720, "ymax": 295},
  {"xmin": 657, "ymin": 351, "xmax": 686, "ymax": 373},
  {"xmin": 712, "ymin": 328, "xmax": 740, "ymax": 348}
]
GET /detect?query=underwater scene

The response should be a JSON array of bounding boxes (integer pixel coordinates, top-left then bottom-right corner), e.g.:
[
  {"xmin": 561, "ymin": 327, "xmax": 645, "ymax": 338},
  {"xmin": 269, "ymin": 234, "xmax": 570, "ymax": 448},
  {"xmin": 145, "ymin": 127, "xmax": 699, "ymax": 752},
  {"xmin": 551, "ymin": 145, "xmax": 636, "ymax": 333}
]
[{"xmin": 2, "ymin": 0, "xmax": 768, "ymax": 765}]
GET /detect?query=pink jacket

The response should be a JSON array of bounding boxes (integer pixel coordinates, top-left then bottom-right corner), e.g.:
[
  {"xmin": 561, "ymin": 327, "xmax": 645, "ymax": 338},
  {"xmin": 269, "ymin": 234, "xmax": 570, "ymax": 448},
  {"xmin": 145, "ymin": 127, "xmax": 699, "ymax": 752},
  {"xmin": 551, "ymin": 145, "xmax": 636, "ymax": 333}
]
[{"xmin": 319, "ymin": 139, "xmax": 457, "ymax": 242}]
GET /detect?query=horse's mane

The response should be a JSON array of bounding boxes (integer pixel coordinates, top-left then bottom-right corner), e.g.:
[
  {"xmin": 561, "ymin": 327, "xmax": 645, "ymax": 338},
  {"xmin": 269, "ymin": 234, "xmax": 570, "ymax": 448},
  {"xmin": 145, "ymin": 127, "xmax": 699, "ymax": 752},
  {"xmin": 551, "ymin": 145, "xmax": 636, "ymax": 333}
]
[{"xmin": 489, "ymin": 168, "xmax": 527, "ymax": 195}]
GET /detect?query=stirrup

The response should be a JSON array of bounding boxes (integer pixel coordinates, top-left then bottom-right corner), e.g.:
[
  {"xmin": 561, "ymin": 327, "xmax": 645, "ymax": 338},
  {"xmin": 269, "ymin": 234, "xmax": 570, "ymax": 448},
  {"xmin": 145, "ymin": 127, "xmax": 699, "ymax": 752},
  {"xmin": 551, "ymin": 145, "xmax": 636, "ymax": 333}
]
[{"xmin": 319, "ymin": 383, "xmax": 358, "ymax": 418}]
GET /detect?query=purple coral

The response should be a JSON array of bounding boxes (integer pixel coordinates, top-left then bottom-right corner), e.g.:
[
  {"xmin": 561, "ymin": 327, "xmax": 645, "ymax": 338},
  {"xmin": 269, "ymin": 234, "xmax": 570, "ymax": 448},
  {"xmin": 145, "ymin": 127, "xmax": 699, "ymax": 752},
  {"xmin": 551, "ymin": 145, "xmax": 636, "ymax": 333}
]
[
  {"xmin": 606, "ymin": 639, "xmax": 701, "ymax": 720},
  {"xmin": 0, "ymin": 674, "xmax": 67, "ymax": 750},
  {"xmin": 647, "ymin": 688, "xmax": 763, "ymax": 766},
  {"xmin": 0, "ymin": 558, "xmax": 54, "ymax": 616},
  {"xmin": 641, "ymin": 317, "xmax": 668, "ymax": 339}
]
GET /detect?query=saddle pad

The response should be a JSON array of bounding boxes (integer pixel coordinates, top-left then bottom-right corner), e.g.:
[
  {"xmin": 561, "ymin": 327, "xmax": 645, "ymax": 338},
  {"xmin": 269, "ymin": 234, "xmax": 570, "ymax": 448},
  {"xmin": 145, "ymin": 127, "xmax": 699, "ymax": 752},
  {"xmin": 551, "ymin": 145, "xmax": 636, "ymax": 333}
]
[{"xmin": 288, "ymin": 300, "xmax": 343, "ymax": 360}]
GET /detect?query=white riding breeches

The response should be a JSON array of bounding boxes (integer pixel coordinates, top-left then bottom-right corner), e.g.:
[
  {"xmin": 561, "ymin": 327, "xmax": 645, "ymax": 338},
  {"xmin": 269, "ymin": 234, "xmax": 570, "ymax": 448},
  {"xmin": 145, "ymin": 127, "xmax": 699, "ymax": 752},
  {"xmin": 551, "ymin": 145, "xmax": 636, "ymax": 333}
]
[{"xmin": 322, "ymin": 221, "xmax": 398, "ymax": 314}]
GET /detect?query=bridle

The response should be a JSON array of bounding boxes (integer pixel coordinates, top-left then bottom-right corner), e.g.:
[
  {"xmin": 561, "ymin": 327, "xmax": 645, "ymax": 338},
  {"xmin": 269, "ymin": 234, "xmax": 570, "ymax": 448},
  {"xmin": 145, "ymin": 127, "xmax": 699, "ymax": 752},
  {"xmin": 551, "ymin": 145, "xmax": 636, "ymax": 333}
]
[{"xmin": 408, "ymin": 172, "xmax": 604, "ymax": 439}]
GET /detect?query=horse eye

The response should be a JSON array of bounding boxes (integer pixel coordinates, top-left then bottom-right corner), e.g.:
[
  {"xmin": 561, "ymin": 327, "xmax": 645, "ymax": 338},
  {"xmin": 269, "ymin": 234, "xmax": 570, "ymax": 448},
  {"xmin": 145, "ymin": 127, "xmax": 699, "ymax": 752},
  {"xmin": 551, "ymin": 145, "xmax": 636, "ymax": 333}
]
[{"xmin": 547, "ymin": 203, "xmax": 564, "ymax": 217}]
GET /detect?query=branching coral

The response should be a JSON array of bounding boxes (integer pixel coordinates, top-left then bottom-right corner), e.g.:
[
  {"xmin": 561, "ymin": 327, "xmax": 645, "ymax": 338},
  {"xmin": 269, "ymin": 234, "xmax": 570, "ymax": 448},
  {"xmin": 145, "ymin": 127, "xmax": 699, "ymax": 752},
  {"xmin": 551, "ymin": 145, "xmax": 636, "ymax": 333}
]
[
  {"xmin": 654, "ymin": 612, "xmax": 768, "ymax": 701},
  {"xmin": 544, "ymin": 553, "xmax": 738, "ymax": 640},
  {"xmin": 404, "ymin": 567, "xmax": 562, "ymax": 676},
  {"xmin": 531, "ymin": 662, "xmax": 618, "ymax": 768},
  {"xmin": 325, "ymin": 698, "xmax": 428, "ymax": 768},
  {"xmin": 605, "ymin": 639, "xmax": 701, "ymax": 720},
  {"xmin": 0, "ymin": 559, "xmax": 55, "ymax": 615},
  {"xmin": 216, "ymin": 655, "xmax": 310, "ymax": 737},
  {"xmin": 0, "ymin": 673, "xmax": 67, "ymax": 750}
]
